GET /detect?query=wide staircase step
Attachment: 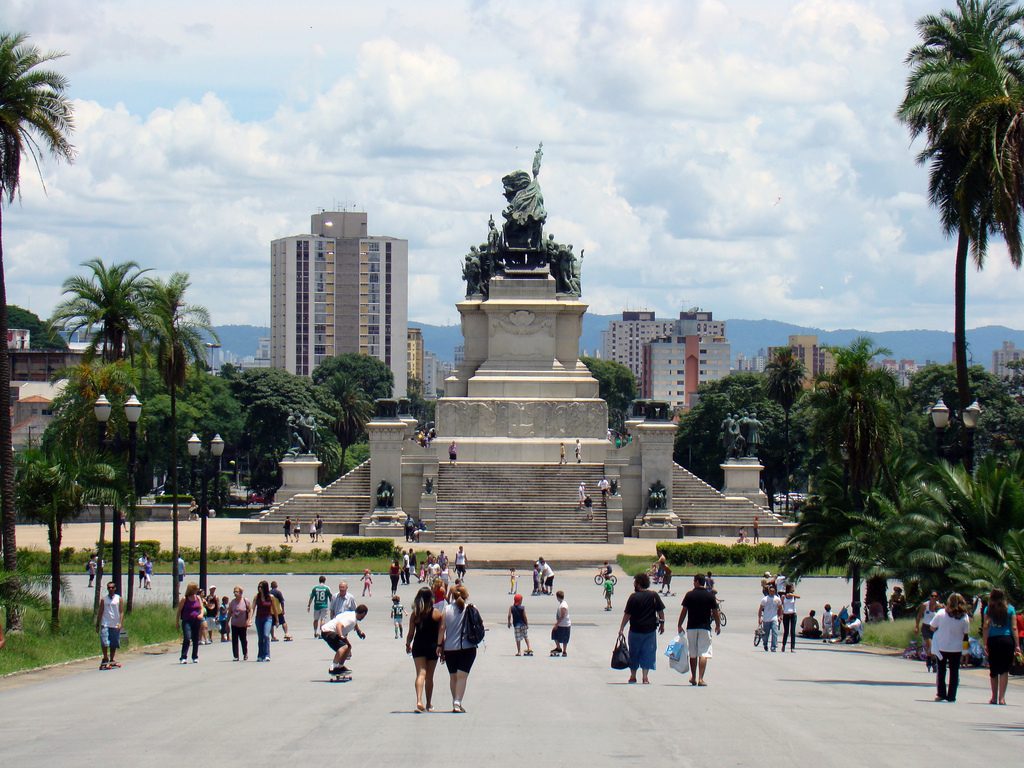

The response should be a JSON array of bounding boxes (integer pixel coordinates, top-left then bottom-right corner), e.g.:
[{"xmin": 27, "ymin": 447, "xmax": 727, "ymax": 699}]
[
  {"xmin": 246, "ymin": 461, "xmax": 372, "ymax": 533},
  {"xmin": 433, "ymin": 463, "xmax": 609, "ymax": 543},
  {"xmin": 671, "ymin": 464, "xmax": 789, "ymax": 535}
]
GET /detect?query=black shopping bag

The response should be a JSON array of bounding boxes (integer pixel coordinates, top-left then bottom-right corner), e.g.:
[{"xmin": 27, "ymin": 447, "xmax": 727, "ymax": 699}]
[{"xmin": 610, "ymin": 633, "xmax": 631, "ymax": 670}]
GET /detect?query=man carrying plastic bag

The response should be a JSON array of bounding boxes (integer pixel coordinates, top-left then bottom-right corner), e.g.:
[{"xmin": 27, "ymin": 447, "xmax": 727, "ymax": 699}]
[{"xmin": 676, "ymin": 573, "xmax": 722, "ymax": 686}]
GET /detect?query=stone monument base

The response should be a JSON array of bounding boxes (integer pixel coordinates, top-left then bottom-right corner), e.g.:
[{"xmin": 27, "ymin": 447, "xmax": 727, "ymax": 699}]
[
  {"xmin": 359, "ymin": 506, "xmax": 405, "ymax": 537},
  {"xmin": 721, "ymin": 459, "xmax": 768, "ymax": 506},
  {"xmin": 277, "ymin": 455, "xmax": 322, "ymax": 505}
]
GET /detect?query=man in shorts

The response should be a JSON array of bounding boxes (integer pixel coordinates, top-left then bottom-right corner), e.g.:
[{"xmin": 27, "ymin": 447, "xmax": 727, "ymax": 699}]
[
  {"xmin": 540, "ymin": 558, "xmax": 554, "ymax": 595},
  {"xmin": 676, "ymin": 573, "xmax": 721, "ymax": 686},
  {"xmin": 308, "ymin": 575, "xmax": 332, "ymax": 638},
  {"xmin": 96, "ymin": 581, "xmax": 123, "ymax": 670},
  {"xmin": 321, "ymin": 606, "xmax": 368, "ymax": 675}
]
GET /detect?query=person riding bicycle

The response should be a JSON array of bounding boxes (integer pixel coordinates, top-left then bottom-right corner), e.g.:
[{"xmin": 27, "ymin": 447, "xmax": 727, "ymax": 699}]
[{"xmin": 596, "ymin": 561, "xmax": 613, "ymax": 581}]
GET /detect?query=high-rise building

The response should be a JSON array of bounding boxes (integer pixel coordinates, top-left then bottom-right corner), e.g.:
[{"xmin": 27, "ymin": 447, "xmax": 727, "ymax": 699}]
[
  {"xmin": 407, "ymin": 327, "xmax": 424, "ymax": 387},
  {"xmin": 640, "ymin": 309, "xmax": 730, "ymax": 410},
  {"xmin": 271, "ymin": 211, "xmax": 408, "ymax": 395},
  {"xmin": 601, "ymin": 310, "xmax": 675, "ymax": 382},
  {"xmin": 880, "ymin": 358, "xmax": 918, "ymax": 387},
  {"xmin": 993, "ymin": 341, "xmax": 1024, "ymax": 378},
  {"xmin": 734, "ymin": 348, "xmax": 767, "ymax": 373},
  {"xmin": 768, "ymin": 334, "xmax": 835, "ymax": 388}
]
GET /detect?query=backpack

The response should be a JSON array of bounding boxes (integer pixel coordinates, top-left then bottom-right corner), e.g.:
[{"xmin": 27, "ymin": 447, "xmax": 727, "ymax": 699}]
[{"xmin": 462, "ymin": 603, "xmax": 486, "ymax": 646}]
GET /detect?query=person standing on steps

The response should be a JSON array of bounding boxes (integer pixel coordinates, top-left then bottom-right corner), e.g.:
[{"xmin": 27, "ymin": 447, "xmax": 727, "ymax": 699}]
[
  {"xmin": 617, "ymin": 573, "xmax": 666, "ymax": 684},
  {"xmin": 559, "ymin": 442, "xmax": 566, "ymax": 464},
  {"xmin": 677, "ymin": 573, "xmax": 721, "ymax": 687},
  {"xmin": 574, "ymin": 438, "xmax": 582, "ymax": 463},
  {"xmin": 577, "ymin": 482, "xmax": 586, "ymax": 510},
  {"xmin": 448, "ymin": 440, "xmax": 457, "ymax": 465}
]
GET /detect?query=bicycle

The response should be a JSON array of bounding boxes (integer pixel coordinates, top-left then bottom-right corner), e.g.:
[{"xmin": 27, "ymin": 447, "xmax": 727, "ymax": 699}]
[
  {"xmin": 594, "ymin": 572, "xmax": 618, "ymax": 586},
  {"xmin": 715, "ymin": 597, "xmax": 728, "ymax": 628}
]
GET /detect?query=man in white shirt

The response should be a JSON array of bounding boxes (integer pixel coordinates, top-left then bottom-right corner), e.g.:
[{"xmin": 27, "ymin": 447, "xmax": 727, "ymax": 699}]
[
  {"xmin": 540, "ymin": 558, "xmax": 555, "ymax": 595},
  {"xmin": 774, "ymin": 574, "xmax": 787, "ymax": 595},
  {"xmin": 402, "ymin": 550, "xmax": 411, "ymax": 585},
  {"xmin": 330, "ymin": 581, "xmax": 356, "ymax": 617},
  {"xmin": 321, "ymin": 606, "xmax": 368, "ymax": 675},
  {"xmin": 455, "ymin": 546, "xmax": 468, "ymax": 579},
  {"xmin": 96, "ymin": 581, "xmax": 123, "ymax": 670},
  {"xmin": 758, "ymin": 584, "xmax": 783, "ymax": 652}
]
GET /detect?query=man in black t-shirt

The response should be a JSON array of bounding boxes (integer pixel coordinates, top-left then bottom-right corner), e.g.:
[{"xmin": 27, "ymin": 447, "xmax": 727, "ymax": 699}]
[
  {"xmin": 617, "ymin": 573, "xmax": 666, "ymax": 684},
  {"xmin": 677, "ymin": 574, "xmax": 721, "ymax": 687}
]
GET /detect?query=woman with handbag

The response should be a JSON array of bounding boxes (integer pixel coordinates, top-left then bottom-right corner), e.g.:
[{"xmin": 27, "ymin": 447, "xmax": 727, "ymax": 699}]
[
  {"xmin": 252, "ymin": 580, "xmax": 281, "ymax": 662},
  {"xmin": 982, "ymin": 589, "xmax": 1020, "ymax": 705}
]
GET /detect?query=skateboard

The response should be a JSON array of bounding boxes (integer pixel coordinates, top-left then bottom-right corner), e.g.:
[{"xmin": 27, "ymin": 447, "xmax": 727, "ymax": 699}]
[{"xmin": 329, "ymin": 668, "xmax": 352, "ymax": 683}]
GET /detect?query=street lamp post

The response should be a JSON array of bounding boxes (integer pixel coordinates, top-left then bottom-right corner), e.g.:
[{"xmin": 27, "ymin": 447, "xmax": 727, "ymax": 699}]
[
  {"xmin": 930, "ymin": 398, "xmax": 982, "ymax": 472},
  {"xmin": 189, "ymin": 432, "xmax": 225, "ymax": 592},
  {"xmin": 94, "ymin": 393, "xmax": 143, "ymax": 597}
]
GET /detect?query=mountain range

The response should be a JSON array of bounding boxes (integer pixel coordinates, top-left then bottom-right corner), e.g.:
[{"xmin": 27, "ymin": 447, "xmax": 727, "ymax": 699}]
[{"xmin": 212, "ymin": 317, "xmax": 1024, "ymax": 369}]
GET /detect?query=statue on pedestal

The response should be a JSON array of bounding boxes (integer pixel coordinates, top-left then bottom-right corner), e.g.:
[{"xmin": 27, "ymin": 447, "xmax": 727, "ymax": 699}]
[
  {"xmin": 647, "ymin": 480, "xmax": 667, "ymax": 511},
  {"xmin": 285, "ymin": 410, "xmax": 319, "ymax": 457},
  {"xmin": 376, "ymin": 480, "xmax": 395, "ymax": 509}
]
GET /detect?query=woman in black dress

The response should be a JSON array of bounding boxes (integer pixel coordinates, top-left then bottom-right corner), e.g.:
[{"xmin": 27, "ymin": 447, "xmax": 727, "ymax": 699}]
[{"xmin": 406, "ymin": 586, "xmax": 442, "ymax": 712}]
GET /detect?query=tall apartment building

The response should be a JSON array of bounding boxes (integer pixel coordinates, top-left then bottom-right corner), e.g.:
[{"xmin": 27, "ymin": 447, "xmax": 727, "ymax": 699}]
[
  {"xmin": 271, "ymin": 211, "xmax": 408, "ymax": 395},
  {"xmin": 600, "ymin": 310, "xmax": 675, "ymax": 382},
  {"xmin": 640, "ymin": 309, "xmax": 730, "ymax": 410},
  {"xmin": 880, "ymin": 358, "xmax": 918, "ymax": 387},
  {"xmin": 768, "ymin": 334, "xmax": 835, "ymax": 388},
  {"xmin": 735, "ymin": 348, "xmax": 767, "ymax": 373},
  {"xmin": 407, "ymin": 327, "xmax": 424, "ymax": 386},
  {"xmin": 993, "ymin": 341, "xmax": 1024, "ymax": 378}
]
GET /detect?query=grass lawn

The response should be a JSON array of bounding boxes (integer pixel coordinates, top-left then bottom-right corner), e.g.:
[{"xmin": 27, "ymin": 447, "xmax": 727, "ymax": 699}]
[
  {"xmin": 0, "ymin": 603, "xmax": 178, "ymax": 677},
  {"xmin": 861, "ymin": 615, "xmax": 982, "ymax": 650},
  {"xmin": 615, "ymin": 555, "xmax": 839, "ymax": 578},
  {"xmin": 156, "ymin": 557, "xmax": 395, "ymax": 576}
]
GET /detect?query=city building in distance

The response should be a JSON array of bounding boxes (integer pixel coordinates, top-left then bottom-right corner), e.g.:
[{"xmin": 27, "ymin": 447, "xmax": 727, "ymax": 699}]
[
  {"xmin": 768, "ymin": 334, "xmax": 835, "ymax": 388},
  {"xmin": 640, "ymin": 309, "xmax": 730, "ymax": 410},
  {"xmin": 993, "ymin": 341, "xmax": 1024, "ymax": 379},
  {"xmin": 270, "ymin": 211, "xmax": 408, "ymax": 395},
  {"xmin": 600, "ymin": 310, "xmax": 675, "ymax": 382}
]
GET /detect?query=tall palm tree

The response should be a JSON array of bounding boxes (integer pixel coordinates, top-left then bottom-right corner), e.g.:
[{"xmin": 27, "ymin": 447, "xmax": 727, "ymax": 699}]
[
  {"xmin": 50, "ymin": 259, "xmax": 151, "ymax": 362},
  {"xmin": 765, "ymin": 347, "xmax": 806, "ymax": 515},
  {"xmin": 809, "ymin": 338, "xmax": 902, "ymax": 617},
  {"xmin": 145, "ymin": 273, "xmax": 216, "ymax": 606},
  {"xmin": 0, "ymin": 32, "xmax": 75, "ymax": 631},
  {"xmin": 897, "ymin": 0, "xmax": 1024, "ymax": 419},
  {"xmin": 322, "ymin": 373, "xmax": 372, "ymax": 473},
  {"xmin": 16, "ymin": 446, "xmax": 119, "ymax": 631}
]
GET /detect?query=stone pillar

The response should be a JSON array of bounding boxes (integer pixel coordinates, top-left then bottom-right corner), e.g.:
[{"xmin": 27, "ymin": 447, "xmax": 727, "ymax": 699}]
[
  {"xmin": 721, "ymin": 458, "xmax": 768, "ymax": 506},
  {"xmin": 632, "ymin": 410, "xmax": 680, "ymax": 538},
  {"xmin": 277, "ymin": 455, "xmax": 322, "ymax": 505},
  {"xmin": 361, "ymin": 404, "xmax": 408, "ymax": 536}
]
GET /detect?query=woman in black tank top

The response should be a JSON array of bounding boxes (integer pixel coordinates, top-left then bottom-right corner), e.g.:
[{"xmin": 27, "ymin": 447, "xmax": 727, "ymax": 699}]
[{"xmin": 406, "ymin": 587, "xmax": 442, "ymax": 712}]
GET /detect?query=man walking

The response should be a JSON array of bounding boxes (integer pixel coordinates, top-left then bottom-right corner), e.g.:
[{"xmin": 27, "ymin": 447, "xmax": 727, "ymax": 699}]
[
  {"xmin": 758, "ymin": 584, "xmax": 783, "ymax": 652},
  {"xmin": 330, "ymin": 580, "xmax": 357, "ymax": 618},
  {"xmin": 269, "ymin": 580, "xmax": 293, "ymax": 641},
  {"xmin": 574, "ymin": 438, "xmax": 582, "ymax": 463},
  {"xmin": 96, "ymin": 581, "xmax": 123, "ymax": 670},
  {"xmin": 677, "ymin": 574, "xmax": 721, "ymax": 686},
  {"xmin": 308, "ymin": 576, "xmax": 332, "ymax": 638}
]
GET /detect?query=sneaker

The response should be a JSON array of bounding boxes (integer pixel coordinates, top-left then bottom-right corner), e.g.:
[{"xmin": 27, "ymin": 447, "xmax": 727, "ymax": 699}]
[
  {"xmin": 99, "ymin": 662, "xmax": 109, "ymax": 670},
  {"xmin": 243, "ymin": 655, "xmax": 248, "ymax": 661},
  {"xmin": 179, "ymin": 659, "xmax": 188, "ymax": 665},
  {"xmin": 191, "ymin": 658, "xmax": 199, "ymax": 663},
  {"xmin": 108, "ymin": 661, "xmax": 122, "ymax": 668},
  {"xmin": 233, "ymin": 658, "xmax": 239, "ymax": 662}
]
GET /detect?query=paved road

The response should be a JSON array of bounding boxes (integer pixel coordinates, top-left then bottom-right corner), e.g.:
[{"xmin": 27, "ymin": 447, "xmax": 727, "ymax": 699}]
[{"xmin": 4, "ymin": 570, "xmax": 1020, "ymax": 764}]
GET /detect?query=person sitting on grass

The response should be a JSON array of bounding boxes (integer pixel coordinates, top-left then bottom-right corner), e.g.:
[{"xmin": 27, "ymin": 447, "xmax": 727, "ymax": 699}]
[{"xmin": 799, "ymin": 610, "xmax": 822, "ymax": 639}]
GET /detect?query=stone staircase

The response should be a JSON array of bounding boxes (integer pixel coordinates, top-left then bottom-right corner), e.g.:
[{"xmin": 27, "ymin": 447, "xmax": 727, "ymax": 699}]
[
  {"xmin": 241, "ymin": 461, "xmax": 372, "ymax": 536},
  {"xmin": 431, "ymin": 463, "xmax": 611, "ymax": 543},
  {"xmin": 671, "ymin": 463, "xmax": 789, "ymax": 537}
]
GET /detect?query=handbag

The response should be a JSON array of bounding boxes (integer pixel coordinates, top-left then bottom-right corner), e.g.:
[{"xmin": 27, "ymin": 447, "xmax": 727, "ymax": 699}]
[{"xmin": 611, "ymin": 633, "xmax": 631, "ymax": 670}]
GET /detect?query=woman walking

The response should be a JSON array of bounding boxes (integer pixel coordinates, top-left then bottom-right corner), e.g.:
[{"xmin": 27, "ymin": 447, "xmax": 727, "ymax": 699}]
[
  {"xmin": 781, "ymin": 584, "xmax": 800, "ymax": 653},
  {"xmin": 982, "ymin": 589, "xmax": 1019, "ymax": 705},
  {"xmin": 438, "ymin": 584, "xmax": 481, "ymax": 713},
  {"xmin": 252, "ymin": 580, "xmax": 280, "ymax": 663},
  {"xmin": 228, "ymin": 586, "xmax": 252, "ymax": 661},
  {"xmin": 175, "ymin": 582, "xmax": 204, "ymax": 664},
  {"xmin": 389, "ymin": 560, "xmax": 401, "ymax": 596},
  {"xmin": 406, "ymin": 587, "xmax": 443, "ymax": 712},
  {"xmin": 617, "ymin": 573, "xmax": 666, "ymax": 684},
  {"xmin": 928, "ymin": 592, "xmax": 970, "ymax": 703}
]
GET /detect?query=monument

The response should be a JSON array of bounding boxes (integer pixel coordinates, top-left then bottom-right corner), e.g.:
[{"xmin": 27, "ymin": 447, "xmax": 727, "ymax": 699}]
[
  {"xmin": 720, "ymin": 410, "xmax": 768, "ymax": 505},
  {"xmin": 439, "ymin": 143, "xmax": 609, "ymax": 463},
  {"xmin": 277, "ymin": 410, "xmax": 323, "ymax": 505}
]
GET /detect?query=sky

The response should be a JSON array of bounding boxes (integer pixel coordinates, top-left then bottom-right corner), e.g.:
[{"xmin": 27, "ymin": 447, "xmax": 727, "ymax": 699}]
[{"xmin": 5, "ymin": 0, "xmax": 1024, "ymax": 332}]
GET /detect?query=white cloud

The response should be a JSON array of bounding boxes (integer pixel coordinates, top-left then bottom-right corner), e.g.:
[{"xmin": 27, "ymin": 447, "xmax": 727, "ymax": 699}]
[{"xmin": 4, "ymin": 0, "xmax": 1023, "ymax": 344}]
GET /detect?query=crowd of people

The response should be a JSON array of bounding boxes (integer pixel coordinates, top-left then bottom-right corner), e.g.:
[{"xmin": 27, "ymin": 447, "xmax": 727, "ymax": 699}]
[{"xmin": 281, "ymin": 515, "xmax": 325, "ymax": 543}]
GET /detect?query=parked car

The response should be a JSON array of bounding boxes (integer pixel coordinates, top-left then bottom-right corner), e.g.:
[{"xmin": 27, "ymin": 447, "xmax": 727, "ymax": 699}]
[{"xmin": 247, "ymin": 491, "xmax": 273, "ymax": 506}]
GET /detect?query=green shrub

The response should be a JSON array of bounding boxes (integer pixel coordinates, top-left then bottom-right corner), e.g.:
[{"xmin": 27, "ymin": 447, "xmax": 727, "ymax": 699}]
[
  {"xmin": 60, "ymin": 547, "xmax": 76, "ymax": 563},
  {"xmin": 330, "ymin": 538, "xmax": 397, "ymax": 559},
  {"xmin": 279, "ymin": 545, "xmax": 293, "ymax": 560},
  {"xmin": 154, "ymin": 494, "xmax": 193, "ymax": 504},
  {"xmin": 656, "ymin": 542, "xmax": 789, "ymax": 567},
  {"xmin": 136, "ymin": 540, "xmax": 161, "ymax": 559},
  {"xmin": 255, "ymin": 546, "xmax": 274, "ymax": 563},
  {"xmin": 307, "ymin": 547, "xmax": 328, "ymax": 561}
]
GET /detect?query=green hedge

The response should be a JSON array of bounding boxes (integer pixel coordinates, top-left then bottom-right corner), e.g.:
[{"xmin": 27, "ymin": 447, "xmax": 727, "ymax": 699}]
[
  {"xmin": 154, "ymin": 494, "xmax": 193, "ymax": 504},
  {"xmin": 656, "ymin": 542, "xmax": 788, "ymax": 567},
  {"xmin": 331, "ymin": 538, "xmax": 398, "ymax": 560}
]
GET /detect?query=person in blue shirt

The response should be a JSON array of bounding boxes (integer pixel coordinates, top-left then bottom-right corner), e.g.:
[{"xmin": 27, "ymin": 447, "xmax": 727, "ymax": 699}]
[{"xmin": 983, "ymin": 588, "xmax": 1020, "ymax": 706}]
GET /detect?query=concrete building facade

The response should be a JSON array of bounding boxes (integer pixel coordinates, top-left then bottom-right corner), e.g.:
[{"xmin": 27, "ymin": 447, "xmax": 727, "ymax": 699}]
[
  {"xmin": 407, "ymin": 327, "xmax": 424, "ymax": 387},
  {"xmin": 993, "ymin": 341, "xmax": 1024, "ymax": 379},
  {"xmin": 271, "ymin": 211, "xmax": 407, "ymax": 395},
  {"xmin": 768, "ymin": 334, "xmax": 835, "ymax": 388},
  {"xmin": 600, "ymin": 310, "xmax": 675, "ymax": 383},
  {"xmin": 640, "ymin": 310, "xmax": 730, "ymax": 410}
]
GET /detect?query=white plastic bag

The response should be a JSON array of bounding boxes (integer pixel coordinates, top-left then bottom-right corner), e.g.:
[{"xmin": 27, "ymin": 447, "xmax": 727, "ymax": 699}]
[{"xmin": 664, "ymin": 632, "xmax": 688, "ymax": 663}]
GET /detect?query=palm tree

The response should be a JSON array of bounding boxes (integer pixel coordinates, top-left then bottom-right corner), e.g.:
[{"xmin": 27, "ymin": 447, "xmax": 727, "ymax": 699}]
[
  {"xmin": 322, "ymin": 373, "xmax": 372, "ymax": 473},
  {"xmin": 145, "ymin": 273, "xmax": 216, "ymax": 606},
  {"xmin": 808, "ymin": 337, "xmax": 902, "ymax": 617},
  {"xmin": 16, "ymin": 447, "xmax": 119, "ymax": 631},
  {"xmin": 765, "ymin": 347, "xmax": 806, "ymax": 515},
  {"xmin": 0, "ymin": 32, "xmax": 75, "ymax": 631},
  {"xmin": 50, "ymin": 259, "xmax": 151, "ymax": 362},
  {"xmin": 897, "ymin": 0, "xmax": 1024, "ymax": 421}
]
